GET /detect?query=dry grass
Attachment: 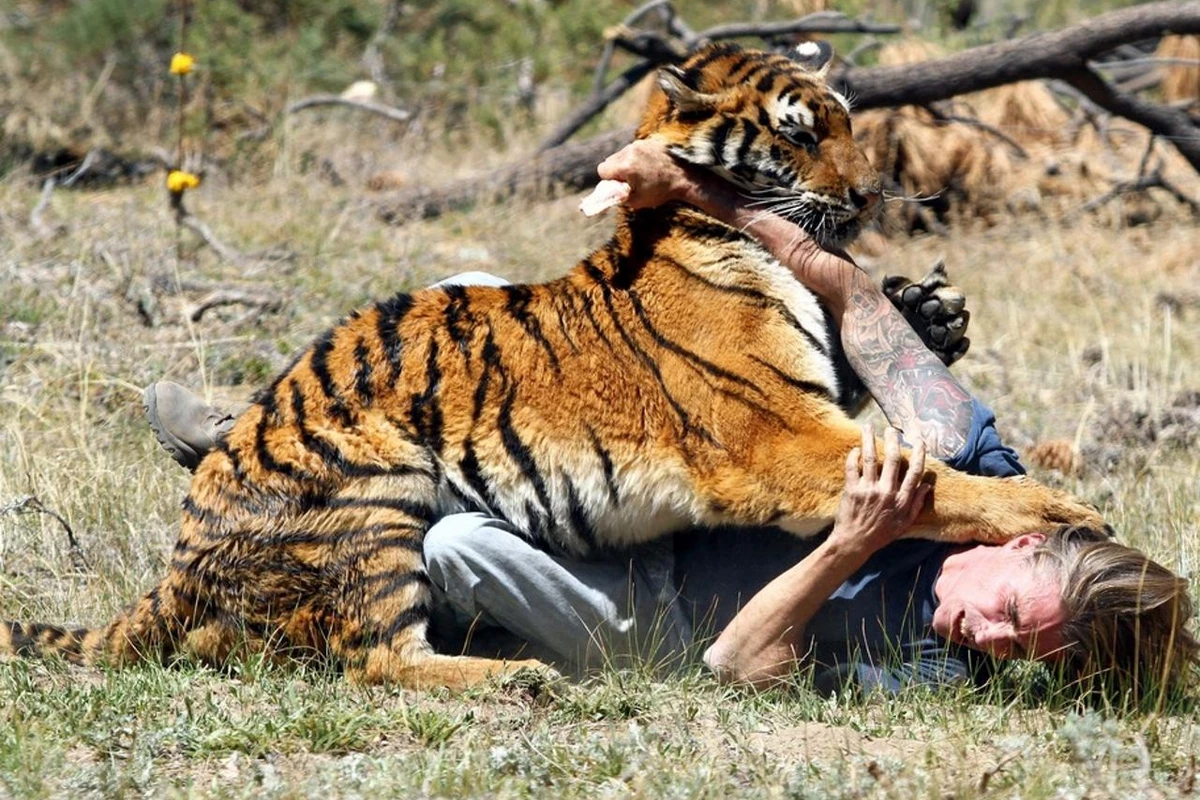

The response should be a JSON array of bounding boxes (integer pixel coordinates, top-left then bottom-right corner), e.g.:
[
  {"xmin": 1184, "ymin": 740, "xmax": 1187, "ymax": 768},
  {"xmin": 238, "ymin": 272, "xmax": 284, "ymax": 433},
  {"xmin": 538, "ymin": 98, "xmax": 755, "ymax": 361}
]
[{"xmin": 1158, "ymin": 35, "xmax": 1200, "ymax": 107}]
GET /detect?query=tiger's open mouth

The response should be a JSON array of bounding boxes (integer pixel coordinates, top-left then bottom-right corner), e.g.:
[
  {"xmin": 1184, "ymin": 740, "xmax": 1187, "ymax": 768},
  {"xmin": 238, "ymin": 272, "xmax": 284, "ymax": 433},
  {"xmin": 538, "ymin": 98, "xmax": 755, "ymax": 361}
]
[
  {"xmin": 778, "ymin": 201, "xmax": 865, "ymax": 249},
  {"xmin": 794, "ymin": 212, "xmax": 862, "ymax": 249},
  {"xmin": 741, "ymin": 186, "xmax": 868, "ymax": 249}
]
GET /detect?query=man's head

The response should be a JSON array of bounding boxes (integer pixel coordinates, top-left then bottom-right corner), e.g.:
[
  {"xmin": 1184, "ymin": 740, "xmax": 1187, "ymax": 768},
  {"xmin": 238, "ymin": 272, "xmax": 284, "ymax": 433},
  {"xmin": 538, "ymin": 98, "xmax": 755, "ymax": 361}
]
[
  {"xmin": 933, "ymin": 533, "xmax": 1069, "ymax": 660},
  {"xmin": 934, "ymin": 525, "xmax": 1197, "ymax": 699}
]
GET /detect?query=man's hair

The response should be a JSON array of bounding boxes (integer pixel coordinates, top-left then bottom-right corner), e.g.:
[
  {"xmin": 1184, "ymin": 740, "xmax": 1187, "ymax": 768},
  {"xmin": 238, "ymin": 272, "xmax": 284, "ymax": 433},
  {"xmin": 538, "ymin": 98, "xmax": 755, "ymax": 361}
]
[{"xmin": 1031, "ymin": 525, "xmax": 1198, "ymax": 704}]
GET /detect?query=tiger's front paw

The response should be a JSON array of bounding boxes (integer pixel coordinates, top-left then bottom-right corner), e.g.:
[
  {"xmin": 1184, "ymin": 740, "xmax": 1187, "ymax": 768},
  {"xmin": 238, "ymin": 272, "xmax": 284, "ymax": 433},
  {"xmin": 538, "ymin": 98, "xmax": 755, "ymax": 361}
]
[{"xmin": 882, "ymin": 260, "xmax": 970, "ymax": 367}]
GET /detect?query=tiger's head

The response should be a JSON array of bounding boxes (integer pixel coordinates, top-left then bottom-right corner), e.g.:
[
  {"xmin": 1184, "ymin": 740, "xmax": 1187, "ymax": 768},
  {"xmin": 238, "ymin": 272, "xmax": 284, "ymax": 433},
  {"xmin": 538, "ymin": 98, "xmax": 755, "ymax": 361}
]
[{"xmin": 637, "ymin": 41, "xmax": 881, "ymax": 247}]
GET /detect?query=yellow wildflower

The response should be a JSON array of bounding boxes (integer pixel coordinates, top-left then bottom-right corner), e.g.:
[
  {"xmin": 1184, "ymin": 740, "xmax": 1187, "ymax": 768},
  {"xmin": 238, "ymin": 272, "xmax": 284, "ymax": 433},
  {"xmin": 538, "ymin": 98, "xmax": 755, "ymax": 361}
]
[
  {"xmin": 166, "ymin": 170, "xmax": 201, "ymax": 193},
  {"xmin": 170, "ymin": 52, "xmax": 196, "ymax": 76}
]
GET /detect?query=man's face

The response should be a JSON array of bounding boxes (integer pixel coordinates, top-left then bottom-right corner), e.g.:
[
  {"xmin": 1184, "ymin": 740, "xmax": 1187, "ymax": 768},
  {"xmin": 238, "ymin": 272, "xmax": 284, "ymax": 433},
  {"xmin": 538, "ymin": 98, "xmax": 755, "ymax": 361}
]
[{"xmin": 932, "ymin": 534, "xmax": 1068, "ymax": 661}]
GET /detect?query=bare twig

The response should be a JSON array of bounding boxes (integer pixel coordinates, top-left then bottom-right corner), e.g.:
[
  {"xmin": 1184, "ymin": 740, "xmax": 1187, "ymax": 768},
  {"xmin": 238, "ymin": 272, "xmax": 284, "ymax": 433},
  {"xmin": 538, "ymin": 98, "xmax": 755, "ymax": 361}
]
[
  {"xmin": 978, "ymin": 749, "xmax": 1026, "ymax": 794},
  {"xmin": 1093, "ymin": 56, "xmax": 1200, "ymax": 72},
  {"xmin": 58, "ymin": 149, "xmax": 100, "ymax": 188},
  {"xmin": 593, "ymin": 0, "xmax": 673, "ymax": 94},
  {"xmin": 1066, "ymin": 163, "xmax": 1200, "ymax": 220},
  {"xmin": 692, "ymin": 11, "xmax": 901, "ymax": 45},
  {"xmin": 925, "ymin": 104, "xmax": 1029, "ymax": 159},
  {"xmin": 539, "ymin": 60, "xmax": 658, "ymax": 152},
  {"xmin": 1003, "ymin": 13, "xmax": 1029, "ymax": 39},
  {"xmin": 29, "ymin": 178, "xmax": 57, "ymax": 238},
  {"xmin": 844, "ymin": 37, "xmax": 882, "ymax": 67},
  {"xmin": 286, "ymin": 94, "xmax": 412, "ymax": 124},
  {"xmin": 188, "ymin": 288, "xmax": 284, "ymax": 323},
  {"xmin": 1116, "ymin": 69, "xmax": 1164, "ymax": 95},
  {"xmin": 1, "ymin": 495, "xmax": 88, "ymax": 572},
  {"xmin": 178, "ymin": 211, "xmax": 248, "ymax": 264},
  {"xmin": 1135, "ymin": 134, "xmax": 1157, "ymax": 178},
  {"xmin": 361, "ymin": 0, "xmax": 402, "ymax": 101}
]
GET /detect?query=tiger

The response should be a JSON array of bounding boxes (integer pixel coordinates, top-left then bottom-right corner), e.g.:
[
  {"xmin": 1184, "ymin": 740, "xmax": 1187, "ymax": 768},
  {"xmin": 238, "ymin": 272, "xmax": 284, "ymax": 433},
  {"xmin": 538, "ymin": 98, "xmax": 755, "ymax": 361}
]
[{"xmin": 0, "ymin": 41, "xmax": 1107, "ymax": 688}]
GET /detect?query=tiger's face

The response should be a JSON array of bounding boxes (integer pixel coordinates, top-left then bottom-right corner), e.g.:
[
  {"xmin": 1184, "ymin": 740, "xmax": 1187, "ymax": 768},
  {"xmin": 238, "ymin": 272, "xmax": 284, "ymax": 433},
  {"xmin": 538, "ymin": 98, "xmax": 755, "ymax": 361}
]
[{"xmin": 637, "ymin": 41, "xmax": 881, "ymax": 247}]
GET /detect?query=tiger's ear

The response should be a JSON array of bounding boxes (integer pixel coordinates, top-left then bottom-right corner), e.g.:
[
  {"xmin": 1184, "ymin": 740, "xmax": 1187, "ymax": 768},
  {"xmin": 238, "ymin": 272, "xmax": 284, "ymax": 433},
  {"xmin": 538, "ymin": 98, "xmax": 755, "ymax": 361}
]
[
  {"xmin": 791, "ymin": 40, "xmax": 834, "ymax": 78},
  {"xmin": 658, "ymin": 65, "xmax": 720, "ymax": 112}
]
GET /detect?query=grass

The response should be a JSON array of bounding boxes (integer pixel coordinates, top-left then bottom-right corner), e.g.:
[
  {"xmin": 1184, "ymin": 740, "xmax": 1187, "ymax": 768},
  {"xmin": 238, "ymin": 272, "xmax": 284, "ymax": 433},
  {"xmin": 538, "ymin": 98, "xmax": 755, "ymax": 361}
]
[{"xmin": 2, "ymin": 2, "xmax": 1199, "ymax": 795}]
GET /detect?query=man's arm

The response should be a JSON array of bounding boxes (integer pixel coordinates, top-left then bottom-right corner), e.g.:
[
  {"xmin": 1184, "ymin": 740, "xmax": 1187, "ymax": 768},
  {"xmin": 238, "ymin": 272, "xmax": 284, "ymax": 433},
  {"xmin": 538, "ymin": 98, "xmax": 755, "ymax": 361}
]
[
  {"xmin": 704, "ymin": 428, "xmax": 929, "ymax": 687},
  {"xmin": 596, "ymin": 143, "xmax": 973, "ymax": 458}
]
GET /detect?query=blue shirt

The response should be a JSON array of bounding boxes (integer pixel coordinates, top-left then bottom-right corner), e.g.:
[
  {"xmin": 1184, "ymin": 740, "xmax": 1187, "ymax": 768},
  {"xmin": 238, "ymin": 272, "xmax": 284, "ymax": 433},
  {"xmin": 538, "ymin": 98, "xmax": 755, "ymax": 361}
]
[{"xmin": 673, "ymin": 398, "xmax": 1025, "ymax": 694}]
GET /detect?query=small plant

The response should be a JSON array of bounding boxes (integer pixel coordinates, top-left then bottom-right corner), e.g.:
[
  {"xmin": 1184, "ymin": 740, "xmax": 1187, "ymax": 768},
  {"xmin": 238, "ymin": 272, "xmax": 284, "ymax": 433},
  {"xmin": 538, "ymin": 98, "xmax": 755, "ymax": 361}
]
[{"xmin": 400, "ymin": 705, "xmax": 471, "ymax": 747}]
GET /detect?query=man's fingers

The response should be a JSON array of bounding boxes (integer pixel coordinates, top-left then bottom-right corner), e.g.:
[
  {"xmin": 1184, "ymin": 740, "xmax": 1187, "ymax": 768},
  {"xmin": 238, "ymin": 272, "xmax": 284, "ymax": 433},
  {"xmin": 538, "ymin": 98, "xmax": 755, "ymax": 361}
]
[
  {"xmin": 897, "ymin": 440, "xmax": 928, "ymax": 506},
  {"xmin": 859, "ymin": 424, "xmax": 877, "ymax": 482},
  {"xmin": 879, "ymin": 427, "xmax": 902, "ymax": 489},
  {"xmin": 845, "ymin": 446, "xmax": 861, "ymax": 484}
]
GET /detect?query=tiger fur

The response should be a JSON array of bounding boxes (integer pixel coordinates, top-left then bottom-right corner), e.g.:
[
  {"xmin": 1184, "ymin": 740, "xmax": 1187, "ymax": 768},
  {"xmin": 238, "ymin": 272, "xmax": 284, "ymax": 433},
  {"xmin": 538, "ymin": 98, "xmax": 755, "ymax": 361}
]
[{"xmin": 1, "ymin": 42, "xmax": 1107, "ymax": 688}]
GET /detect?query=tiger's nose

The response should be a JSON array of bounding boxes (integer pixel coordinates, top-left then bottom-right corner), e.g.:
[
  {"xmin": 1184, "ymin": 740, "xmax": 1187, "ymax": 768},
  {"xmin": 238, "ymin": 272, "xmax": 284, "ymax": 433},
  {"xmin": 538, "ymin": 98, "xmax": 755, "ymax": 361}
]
[{"xmin": 849, "ymin": 186, "xmax": 881, "ymax": 212}]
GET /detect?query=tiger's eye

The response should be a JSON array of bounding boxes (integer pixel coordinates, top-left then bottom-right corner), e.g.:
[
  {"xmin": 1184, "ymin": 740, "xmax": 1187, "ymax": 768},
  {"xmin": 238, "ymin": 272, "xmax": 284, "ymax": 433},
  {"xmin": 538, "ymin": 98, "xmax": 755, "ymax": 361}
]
[{"xmin": 785, "ymin": 129, "xmax": 818, "ymax": 149}]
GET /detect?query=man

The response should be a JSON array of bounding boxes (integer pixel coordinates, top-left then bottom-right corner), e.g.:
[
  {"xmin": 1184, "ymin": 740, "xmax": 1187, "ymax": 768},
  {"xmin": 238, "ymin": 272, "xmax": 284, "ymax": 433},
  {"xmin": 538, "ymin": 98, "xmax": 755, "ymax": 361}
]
[{"xmin": 143, "ymin": 142, "xmax": 1197, "ymax": 698}]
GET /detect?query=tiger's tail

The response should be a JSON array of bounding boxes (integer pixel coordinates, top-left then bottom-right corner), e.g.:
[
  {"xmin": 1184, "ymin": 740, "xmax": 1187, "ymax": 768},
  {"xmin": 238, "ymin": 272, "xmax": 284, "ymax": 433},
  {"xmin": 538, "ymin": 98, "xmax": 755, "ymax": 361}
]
[{"xmin": 1, "ymin": 581, "xmax": 186, "ymax": 667}]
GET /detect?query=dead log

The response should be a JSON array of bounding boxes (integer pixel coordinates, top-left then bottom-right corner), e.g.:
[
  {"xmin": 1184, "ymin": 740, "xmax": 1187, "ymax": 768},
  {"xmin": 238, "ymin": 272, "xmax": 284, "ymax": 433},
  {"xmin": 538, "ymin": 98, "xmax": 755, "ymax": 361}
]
[
  {"xmin": 837, "ymin": 1, "xmax": 1200, "ymax": 170},
  {"xmin": 377, "ymin": 1, "xmax": 1200, "ymax": 226}
]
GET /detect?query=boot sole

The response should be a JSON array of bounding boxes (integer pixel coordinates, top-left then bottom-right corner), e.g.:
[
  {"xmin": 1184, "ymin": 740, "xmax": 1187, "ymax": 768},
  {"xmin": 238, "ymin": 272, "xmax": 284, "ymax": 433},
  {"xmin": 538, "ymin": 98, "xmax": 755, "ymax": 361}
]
[{"xmin": 142, "ymin": 384, "xmax": 202, "ymax": 471}]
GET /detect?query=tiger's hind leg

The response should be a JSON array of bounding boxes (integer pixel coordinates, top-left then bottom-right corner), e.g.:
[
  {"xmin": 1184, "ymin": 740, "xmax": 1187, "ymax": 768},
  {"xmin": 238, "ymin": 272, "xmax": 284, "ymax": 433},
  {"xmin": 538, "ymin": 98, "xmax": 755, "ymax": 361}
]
[{"xmin": 324, "ymin": 479, "xmax": 551, "ymax": 689}]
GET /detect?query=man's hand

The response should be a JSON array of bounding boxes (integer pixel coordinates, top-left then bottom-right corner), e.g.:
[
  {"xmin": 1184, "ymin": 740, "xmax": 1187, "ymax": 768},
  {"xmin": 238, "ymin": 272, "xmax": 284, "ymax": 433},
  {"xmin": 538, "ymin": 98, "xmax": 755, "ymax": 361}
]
[
  {"xmin": 594, "ymin": 139, "xmax": 699, "ymax": 211},
  {"xmin": 829, "ymin": 426, "xmax": 930, "ymax": 557}
]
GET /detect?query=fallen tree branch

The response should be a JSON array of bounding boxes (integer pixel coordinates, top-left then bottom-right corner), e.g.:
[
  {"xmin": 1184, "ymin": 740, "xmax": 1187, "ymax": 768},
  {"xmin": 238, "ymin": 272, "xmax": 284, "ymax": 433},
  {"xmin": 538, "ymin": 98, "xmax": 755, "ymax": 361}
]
[
  {"xmin": 286, "ymin": 94, "xmax": 412, "ymax": 124},
  {"xmin": 380, "ymin": 2, "xmax": 1200, "ymax": 225},
  {"xmin": 834, "ymin": 1, "xmax": 1200, "ymax": 169},
  {"xmin": 538, "ymin": 61, "xmax": 658, "ymax": 153},
  {"xmin": 690, "ymin": 11, "xmax": 901, "ymax": 45},
  {"xmin": 1058, "ymin": 66, "xmax": 1200, "ymax": 171}
]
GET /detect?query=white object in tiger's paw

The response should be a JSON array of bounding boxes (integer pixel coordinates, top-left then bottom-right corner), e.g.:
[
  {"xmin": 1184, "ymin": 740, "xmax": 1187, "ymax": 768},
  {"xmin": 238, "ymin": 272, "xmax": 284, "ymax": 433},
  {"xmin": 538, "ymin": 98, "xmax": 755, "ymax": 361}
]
[{"xmin": 579, "ymin": 180, "xmax": 631, "ymax": 217}]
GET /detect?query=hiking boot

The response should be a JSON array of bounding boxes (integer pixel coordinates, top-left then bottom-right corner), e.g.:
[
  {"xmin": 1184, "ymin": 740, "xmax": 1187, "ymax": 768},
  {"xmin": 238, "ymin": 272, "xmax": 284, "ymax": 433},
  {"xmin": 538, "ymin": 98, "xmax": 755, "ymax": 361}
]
[{"xmin": 142, "ymin": 381, "xmax": 236, "ymax": 471}]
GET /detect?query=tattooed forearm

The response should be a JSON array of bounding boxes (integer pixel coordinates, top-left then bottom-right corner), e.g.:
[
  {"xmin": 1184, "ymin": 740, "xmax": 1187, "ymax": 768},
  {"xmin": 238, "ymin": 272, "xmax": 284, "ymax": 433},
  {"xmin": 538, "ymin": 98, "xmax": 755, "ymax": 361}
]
[
  {"xmin": 675, "ymin": 173, "xmax": 972, "ymax": 453},
  {"xmin": 841, "ymin": 272, "xmax": 972, "ymax": 458}
]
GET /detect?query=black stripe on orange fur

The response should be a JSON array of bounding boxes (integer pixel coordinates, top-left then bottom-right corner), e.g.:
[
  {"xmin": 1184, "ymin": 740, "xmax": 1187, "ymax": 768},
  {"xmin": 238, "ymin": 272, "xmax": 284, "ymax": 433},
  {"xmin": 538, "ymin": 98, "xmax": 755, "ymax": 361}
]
[
  {"xmin": 503, "ymin": 285, "xmax": 561, "ymax": 371},
  {"xmin": 375, "ymin": 293, "xmax": 413, "ymax": 379}
]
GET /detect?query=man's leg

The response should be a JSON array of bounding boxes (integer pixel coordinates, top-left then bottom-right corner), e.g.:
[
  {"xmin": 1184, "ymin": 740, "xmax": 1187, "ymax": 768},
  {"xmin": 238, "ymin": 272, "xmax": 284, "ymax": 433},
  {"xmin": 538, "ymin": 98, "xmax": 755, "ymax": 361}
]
[
  {"xmin": 142, "ymin": 382, "xmax": 238, "ymax": 471},
  {"xmin": 424, "ymin": 513, "xmax": 692, "ymax": 673}
]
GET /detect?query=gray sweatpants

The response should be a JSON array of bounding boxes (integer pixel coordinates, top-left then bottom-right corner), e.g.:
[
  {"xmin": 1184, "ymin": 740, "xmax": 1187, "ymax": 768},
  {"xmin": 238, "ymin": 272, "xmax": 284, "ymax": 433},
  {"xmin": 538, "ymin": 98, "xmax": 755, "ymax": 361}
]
[
  {"xmin": 424, "ymin": 513, "xmax": 694, "ymax": 674},
  {"xmin": 422, "ymin": 271, "xmax": 694, "ymax": 673}
]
